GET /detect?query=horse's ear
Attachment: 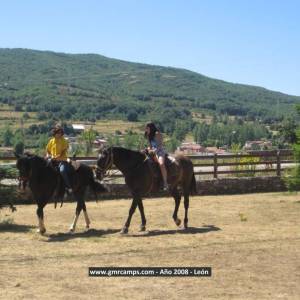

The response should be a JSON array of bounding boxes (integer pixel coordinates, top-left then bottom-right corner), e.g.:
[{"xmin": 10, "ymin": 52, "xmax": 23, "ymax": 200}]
[
  {"xmin": 24, "ymin": 152, "xmax": 34, "ymax": 158},
  {"xmin": 98, "ymin": 144, "xmax": 106, "ymax": 154}
]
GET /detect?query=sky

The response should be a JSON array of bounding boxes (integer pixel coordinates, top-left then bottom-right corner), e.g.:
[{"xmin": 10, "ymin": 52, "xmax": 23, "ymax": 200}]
[{"xmin": 0, "ymin": 0, "xmax": 299, "ymax": 96}]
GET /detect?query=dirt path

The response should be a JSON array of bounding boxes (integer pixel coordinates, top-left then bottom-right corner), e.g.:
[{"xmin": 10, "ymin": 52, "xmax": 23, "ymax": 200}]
[{"xmin": 0, "ymin": 193, "xmax": 299, "ymax": 299}]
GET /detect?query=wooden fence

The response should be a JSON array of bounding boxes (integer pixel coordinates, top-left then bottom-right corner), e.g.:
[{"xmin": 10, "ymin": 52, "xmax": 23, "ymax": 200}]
[
  {"xmin": 0, "ymin": 150, "xmax": 294, "ymax": 180},
  {"xmin": 191, "ymin": 149, "xmax": 293, "ymax": 178}
]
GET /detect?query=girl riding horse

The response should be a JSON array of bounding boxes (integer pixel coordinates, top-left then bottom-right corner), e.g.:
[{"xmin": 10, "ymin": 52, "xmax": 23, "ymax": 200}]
[{"xmin": 144, "ymin": 122, "xmax": 169, "ymax": 191}]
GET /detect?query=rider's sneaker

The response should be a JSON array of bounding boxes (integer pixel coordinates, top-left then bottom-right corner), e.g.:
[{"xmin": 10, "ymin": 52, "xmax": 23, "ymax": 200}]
[
  {"xmin": 66, "ymin": 188, "xmax": 73, "ymax": 195},
  {"xmin": 163, "ymin": 183, "xmax": 169, "ymax": 191}
]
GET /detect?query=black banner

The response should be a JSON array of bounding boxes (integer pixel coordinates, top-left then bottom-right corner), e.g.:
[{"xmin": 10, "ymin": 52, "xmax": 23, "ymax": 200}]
[{"xmin": 89, "ymin": 267, "xmax": 211, "ymax": 277}]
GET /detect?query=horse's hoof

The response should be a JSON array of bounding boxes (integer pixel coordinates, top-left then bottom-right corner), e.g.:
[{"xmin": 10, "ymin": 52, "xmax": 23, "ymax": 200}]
[
  {"xmin": 184, "ymin": 224, "xmax": 188, "ymax": 229},
  {"xmin": 139, "ymin": 225, "xmax": 146, "ymax": 232},
  {"xmin": 120, "ymin": 227, "xmax": 128, "ymax": 234},
  {"xmin": 175, "ymin": 218, "xmax": 181, "ymax": 226},
  {"xmin": 69, "ymin": 228, "xmax": 75, "ymax": 233},
  {"xmin": 37, "ymin": 228, "xmax": 46, "ymax": 235}
]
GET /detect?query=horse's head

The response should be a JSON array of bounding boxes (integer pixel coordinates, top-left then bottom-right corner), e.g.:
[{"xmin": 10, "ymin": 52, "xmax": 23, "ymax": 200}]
[
  {"xmin": 15, "ymin": 153, "xmax": 31, "ymax": 180},
  {"xmin": 15, "ymin": 153, "xmax": 46, "ymax": 182},
  {"xmin": 96, "ymin": 147, "xmax": 113, "ymax": 179}
]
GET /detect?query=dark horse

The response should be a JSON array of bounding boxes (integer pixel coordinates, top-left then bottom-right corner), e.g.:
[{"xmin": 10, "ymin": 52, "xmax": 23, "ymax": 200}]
[
  {"xmin": 97, "ymin": 147, "xmax": 196, "ymax": 234},
  {"xmin": 16, "ymin": 153, "xmax": 106, "ymax": 234}
]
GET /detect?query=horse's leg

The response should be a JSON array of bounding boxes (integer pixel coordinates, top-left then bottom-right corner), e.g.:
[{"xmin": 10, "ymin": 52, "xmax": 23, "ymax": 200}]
[
  {"xmin": 70, "ymin": 202, "xmax": 82, "ymax": 232},
  {"xmin": 171, "ymin": 187, "xmax": 182, "ymax": 226},
  {"xmin": 82, "ymin": 201, "xmax": 91, "ymax": 230},
  {"xmin": 69, "ymin": 192, "xmax": 84, "ymax": 232},
  {"xmin": 36, "ymin": 203, "xmax": 46, "ymax": 235},
  {"xmin": 137, "ymin": 199, "xmax": 146, "ymax": 232},
  {"xmin": 183, "ymin": 192, "xmax": 190, "ymax": 229},
  {"xmin": 121, "ymin": 198, "xmax": 138, "ymax": 234}
]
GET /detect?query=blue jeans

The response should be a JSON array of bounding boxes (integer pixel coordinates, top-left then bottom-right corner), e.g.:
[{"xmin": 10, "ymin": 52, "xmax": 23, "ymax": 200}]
[{"xmin": 59, "ymin": 162, "xmax": 72, "ymax": 189}]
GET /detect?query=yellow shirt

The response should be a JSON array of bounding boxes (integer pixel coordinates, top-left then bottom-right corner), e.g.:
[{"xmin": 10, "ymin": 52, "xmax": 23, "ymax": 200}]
[{"xmin": 46, "ymin": 137, "xmax": 69, "ymax": 161}]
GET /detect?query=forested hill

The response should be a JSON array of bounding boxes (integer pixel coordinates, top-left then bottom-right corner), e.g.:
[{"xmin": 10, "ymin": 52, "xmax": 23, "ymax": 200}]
[{"xmin": 0, "ymin": 48, "xmax": 299, "ymax": 125}]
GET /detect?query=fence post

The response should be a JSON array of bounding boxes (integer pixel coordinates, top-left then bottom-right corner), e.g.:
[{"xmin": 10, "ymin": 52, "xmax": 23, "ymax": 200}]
[
  {"xmin": 214, "ymin": 153, "xmax": 218, "ymax": 179},
  {"xmin": 276, "ymin": 150, "xmax": 281, "ymax": 177}
]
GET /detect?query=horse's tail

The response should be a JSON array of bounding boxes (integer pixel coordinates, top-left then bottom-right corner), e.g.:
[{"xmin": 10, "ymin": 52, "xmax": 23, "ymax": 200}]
[{"xmin": 190, "ymin": 172, "xmax": 197, "ymax": 195}]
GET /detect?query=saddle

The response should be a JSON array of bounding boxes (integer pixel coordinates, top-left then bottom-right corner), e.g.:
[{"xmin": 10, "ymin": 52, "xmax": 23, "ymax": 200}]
[
  {"xmin": 47, "ymin": 159, "xmax": 76, "ymax": 207},
  {"xmin": 146, "ymin": 152, "xmax": 177, "ymax": 192}
]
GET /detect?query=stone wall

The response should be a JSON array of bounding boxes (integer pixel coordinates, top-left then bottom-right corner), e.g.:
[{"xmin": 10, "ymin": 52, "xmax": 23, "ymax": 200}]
[
  {"xmin": 196, "ymin": 176, "xmax": 287, "ymax": 195},
  {"xmin": 11, "ymin": 176, "xmax": 287, "ymax": 204},
  {"xmin": 106, "ymin": 176, "xmax": 287, "ymax": 197}
]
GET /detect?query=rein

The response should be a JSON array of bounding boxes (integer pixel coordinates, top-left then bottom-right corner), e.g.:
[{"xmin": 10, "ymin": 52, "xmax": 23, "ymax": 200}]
[
  {"xmin": 96, "ymin": 148, "xmax": 148, "ymax": 181},
  {"xmin": 96, "ymin": 148, "xmax": 114, "ymax": 179},
  {"xmin": 128, "ymin": 155, "xmax": 148, "ymax": 172},
  {"xmin": 18, "ymin": 176, "xmax": 28, "ymax": 190}
]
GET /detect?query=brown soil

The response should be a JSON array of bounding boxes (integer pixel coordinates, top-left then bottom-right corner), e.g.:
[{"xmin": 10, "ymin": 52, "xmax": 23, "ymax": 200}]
[{"xmin": 0, "ymin": 193, "xmax": 299, "ymax": 299}]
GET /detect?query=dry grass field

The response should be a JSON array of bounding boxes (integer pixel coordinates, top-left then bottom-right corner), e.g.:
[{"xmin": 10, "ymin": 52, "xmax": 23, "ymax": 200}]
[
  {"xmin": 0, "ymin": 105, "xmax": 39, "ymax": 130},
  {"xmin": 94, "ymin": 120, "xmax": 143, "ymax": 134},
  {"xmin": 0, "ymin": 103, "xmax": 142, "ymax": 134},
  {"xmin": 0, "ymin": 193, "xmax": 300, "ymax": 299}
]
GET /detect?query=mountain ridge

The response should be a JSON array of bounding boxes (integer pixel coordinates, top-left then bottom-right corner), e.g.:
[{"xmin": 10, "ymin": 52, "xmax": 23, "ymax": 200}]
[{"xmin": 0, "ymin": 48, "xmax": 299, "ymax": 124}]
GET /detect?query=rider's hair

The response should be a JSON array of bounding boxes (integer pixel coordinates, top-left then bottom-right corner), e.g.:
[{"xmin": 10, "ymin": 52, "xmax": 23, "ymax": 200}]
[
  {"xmin": 145, "ymin": 122, "xmax": 159, "ymax": 142},
  {"xmin": 52, "ymin": 124, "xmax": 64, "ymax": 136}
]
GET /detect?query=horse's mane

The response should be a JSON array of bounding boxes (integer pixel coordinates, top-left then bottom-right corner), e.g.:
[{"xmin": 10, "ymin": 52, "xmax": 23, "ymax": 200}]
[
  {"xmin": 111, "ymin": 147, "xmax": 146, "ymax": 162},
  {"xmin": 24, "ymin": 153, "xmax": 48, "ymax": 168},
  {"xmin": 174, "ymin": 154, "xmax": 190, "ymax": 162}
]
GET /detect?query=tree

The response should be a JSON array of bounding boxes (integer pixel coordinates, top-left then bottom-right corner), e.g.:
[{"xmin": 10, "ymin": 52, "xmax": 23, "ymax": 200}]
[
  {"xmin": 79, "ymin": 127, "xmax": 97, "ymax": 155},
  {"xmin": 285, "ymin": 131, "xmax": 300, "ymax": 191},
  {"xmin": 2, "ymin": 126, "xmax": 13, "ymax": 146},
  {"xmin": 14, "ymin": 141, "xmax": 24, "ymax": 155},
  {"xmin": 38, "ymin": 134, "xmax": 49, "ymax": 152},
  {"xmin": 193, "ymin": 123, "xmax": 209, "ymax": 144},
  {"xmin": 14, "ymin": 104, "xmax": 23, "ymax": 112},
  {"xmin": 279, "ymin": 118, "xmax": 297, "ymax": 144},
  {"xmin": 285, "ymin": 106, "xmax": 300, "ymax": 191},
  {"xmin": 173, "ymin": 121, "xmax": 191, "ymax": 142},
  {"xmin": 165, "ymin": 135, "xmax": 180, "ymax": 153},
  {"xmin": 107, "ymin": 134, "xmax": 121, "ymax": 147},
  {"xmin": 127, "ymin": 110, "xmax": 138, "ymax": 122},
  {"xmin": 0, "ymin": 166, "xmax": 17, "ymax": 212},
  {"xmin": 7, "ymin": 127, "xmax": 26, "ymax": 156},
  {"xmin": 22, "ymin": 113, "xmax": 30, "ymax": 120},
  {"xmin": 124, "ymin": 133, "xmax": 138, "ymax": 150}
]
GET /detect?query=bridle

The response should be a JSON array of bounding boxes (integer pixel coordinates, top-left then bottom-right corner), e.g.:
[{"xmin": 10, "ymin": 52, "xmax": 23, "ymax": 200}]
[
  {"xmin": 96, "ymin": 148, "xmax": 114, "ymax": 177},
  {"xmin": 18, "ymin": 175, "xmax": 29, "ymax": 190},
  {"xmin": 16, "ymin": 155, "xmax": 44, "ymax": 190},
  {"xmin": 16, "ymin": 157, "xmax": 30, "ymax": 189}
]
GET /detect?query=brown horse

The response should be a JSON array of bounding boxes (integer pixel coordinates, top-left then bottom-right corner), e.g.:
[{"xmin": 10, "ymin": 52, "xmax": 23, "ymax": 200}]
[{"xmin": 97, "ymin": 147, "xmax": 196, "ymax": 234}]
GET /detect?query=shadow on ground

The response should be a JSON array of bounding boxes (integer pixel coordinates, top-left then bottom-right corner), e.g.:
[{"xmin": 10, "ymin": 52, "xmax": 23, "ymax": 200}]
[
  {"xmin": 43, "ymin": 225, "xmax": 220, "ymax": 242},
  {"xmin": 0, "ymin": 222, "xmax": 35, "ymax": 232},
  {"xmin": 46, "ymin": 228, "xmax": 120, "ymax": 242},
  {"xmin": 128, "ymin": 225, "xmax": 221, "ymax": 237}
]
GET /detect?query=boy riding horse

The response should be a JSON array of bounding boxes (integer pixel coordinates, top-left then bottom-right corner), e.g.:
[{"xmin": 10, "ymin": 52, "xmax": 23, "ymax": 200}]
[{"xmin": 46, "ymin": 124, "xmax": 73, "ymax": 194}]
